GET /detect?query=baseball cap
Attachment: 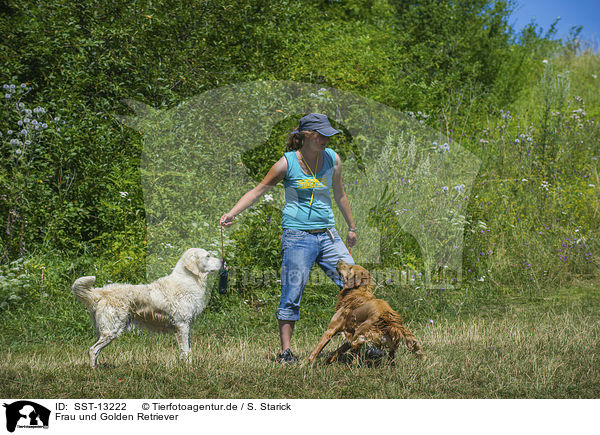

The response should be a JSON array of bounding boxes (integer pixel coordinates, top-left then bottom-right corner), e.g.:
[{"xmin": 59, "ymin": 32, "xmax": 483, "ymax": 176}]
[{"xmin": 290, "ymin": 113, "xmax": 340, "ymax": 137}]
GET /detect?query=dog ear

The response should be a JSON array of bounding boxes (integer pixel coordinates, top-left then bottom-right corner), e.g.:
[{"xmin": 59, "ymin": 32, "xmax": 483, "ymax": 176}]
[
  {"xmin": 356, "ymin": 268, "xmax": 372, "ymax": 288},
  {"xmin": 183, "ymin": 253, "xmax": 202, "ymax": 276},
  {"xmin": 342, "ymin": 268, "xmax": 356, "ymax": 289},
  {"xmin": 343, "ymin": 267, "xmax": 372, "ymax": 289}
]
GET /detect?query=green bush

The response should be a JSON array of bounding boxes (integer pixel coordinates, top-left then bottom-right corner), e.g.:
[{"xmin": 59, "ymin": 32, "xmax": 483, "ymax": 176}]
[{"xmin": 0, "ymin": 0, "xmax": 597, "ymax": 321}]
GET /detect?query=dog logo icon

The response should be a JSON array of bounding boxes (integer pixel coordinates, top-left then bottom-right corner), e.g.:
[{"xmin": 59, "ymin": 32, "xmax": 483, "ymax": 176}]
[{"xmin": 3, "ymin": 401, "xmax": 50, "ymax": 432}]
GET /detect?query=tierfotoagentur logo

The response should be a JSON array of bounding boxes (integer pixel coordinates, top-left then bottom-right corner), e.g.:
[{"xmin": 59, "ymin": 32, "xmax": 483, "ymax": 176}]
[
  {"xmin": 118, "ymin": 80, "xmax": 481, "ymax": 289},
  {"xmin": 3, "ymin": 401, "xmax": 50, "ymax": 432}
]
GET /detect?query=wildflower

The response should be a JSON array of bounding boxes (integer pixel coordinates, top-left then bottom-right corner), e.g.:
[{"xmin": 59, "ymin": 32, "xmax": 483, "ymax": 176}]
[
  {"xmin": 7, "ymin": 130, "xmax": 13, "ymax": 134},
  {"xmin": 542, "ymin": 59, "xmax": 548, "ymax": 64},
  {"xmin": 441, "ymin": 186, "xmax": 449, "ymax": 193},
  {"xmin": 5, "ymin": 93, "xmax": 10, "ymax": 99},
  {"xmin": 120, "ymin": 192, "xmax": 128, "ymax": 198},
  {"xmin": 454, "ymin": 184, "xmax": 465, "ymax": 193},
  {"xmin": 263, "ymin": 194, "xmax": 273, "ymax": 202},
  {"xmin": 20, "ymin": 83, "xmax": 27, "ymax": 88}
]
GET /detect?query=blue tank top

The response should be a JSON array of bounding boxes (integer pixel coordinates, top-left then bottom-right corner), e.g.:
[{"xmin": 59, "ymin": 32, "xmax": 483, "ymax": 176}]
[{"xmin": 282, "ymin": 148, "xmax": 336, "ymax": 230}]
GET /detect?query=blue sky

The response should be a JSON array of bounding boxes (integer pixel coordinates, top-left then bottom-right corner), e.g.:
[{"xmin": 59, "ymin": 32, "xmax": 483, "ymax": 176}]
[{"xmin": 509, "ymin": 0, "xmax": 600, "ymax": 46}]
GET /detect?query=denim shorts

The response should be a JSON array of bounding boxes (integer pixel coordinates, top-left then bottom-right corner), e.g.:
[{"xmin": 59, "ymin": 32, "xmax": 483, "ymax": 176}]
[{"xmin": 276, "ymin": 228, "xmax": 354, "ymax": 321}]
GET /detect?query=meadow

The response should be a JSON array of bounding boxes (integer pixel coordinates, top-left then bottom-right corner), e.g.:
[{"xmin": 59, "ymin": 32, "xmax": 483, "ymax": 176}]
[{"xmin": 1, "ymin": 272, "xmax": 599, "ymax": 399}]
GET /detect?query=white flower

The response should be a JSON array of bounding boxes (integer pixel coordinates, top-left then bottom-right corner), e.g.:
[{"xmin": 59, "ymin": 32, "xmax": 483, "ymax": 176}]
[
  {"xmin": 542, "ymin": 59, "xmax": 548, "ymax": 64},
  {"xmin": 120, "ymin": 191, "xmax": 128, "ymax": 197},
  {"xmin": 263, "ymin": 194, "xmax": 274, "ymax": 202}
]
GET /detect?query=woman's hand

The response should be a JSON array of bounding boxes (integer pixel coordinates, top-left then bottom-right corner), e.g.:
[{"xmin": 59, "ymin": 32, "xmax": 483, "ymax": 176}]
[
  {"xmin": 220, "ymin": 212, "xmax": 236, "ymax": 227},
  {"xmin": 346, "ymin": 230, "xmax": 357, "ymax": 248}
]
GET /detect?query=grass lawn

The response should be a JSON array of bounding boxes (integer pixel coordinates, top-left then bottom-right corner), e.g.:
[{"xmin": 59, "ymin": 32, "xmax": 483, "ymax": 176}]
[{"xmin": 1, "ymin": 282, "xmax": 599, "ymax": 399}]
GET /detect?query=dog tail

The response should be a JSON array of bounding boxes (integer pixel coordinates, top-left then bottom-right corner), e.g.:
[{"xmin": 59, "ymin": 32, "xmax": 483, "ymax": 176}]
[
  {"xmin": 380, "ymin": 311, "xmax": 426, "ymax": 359},
  {"xmin": 72, "ymin": 276, "xmax": 98, "ymax": 309}
]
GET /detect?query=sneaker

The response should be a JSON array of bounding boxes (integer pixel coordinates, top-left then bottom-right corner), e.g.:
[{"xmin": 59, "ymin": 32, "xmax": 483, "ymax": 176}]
[{"xmin": 276, "ymin": 348, "xmax": 298, "ymax": 365}]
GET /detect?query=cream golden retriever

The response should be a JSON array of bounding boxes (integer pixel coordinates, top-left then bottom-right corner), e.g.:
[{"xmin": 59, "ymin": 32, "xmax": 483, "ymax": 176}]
[{"xmin": 72, "ymin": 248, "xmax": 221, "ymax": 368}]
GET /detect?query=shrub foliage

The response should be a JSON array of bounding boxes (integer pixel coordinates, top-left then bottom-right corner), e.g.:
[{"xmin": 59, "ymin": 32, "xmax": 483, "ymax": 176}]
[{"xmin": 0, "ymin": 0, "xmax": 598, "ymax": 318}]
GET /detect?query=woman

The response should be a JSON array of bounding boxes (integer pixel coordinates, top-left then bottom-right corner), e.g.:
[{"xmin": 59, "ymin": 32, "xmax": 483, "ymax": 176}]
[{"xmin": 220, "ymin": 113, "xmax": 357, "ymax": 364}]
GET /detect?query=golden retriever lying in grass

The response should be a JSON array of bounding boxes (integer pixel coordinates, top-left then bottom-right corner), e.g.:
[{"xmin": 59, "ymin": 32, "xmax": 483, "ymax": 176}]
[
  {"xmin": 72, "ymin": 248, "xmax": 221, "ymax": 368},
  {"xmin": 307, "ymin": 260, "xmax": 425, "ymax": 365}
]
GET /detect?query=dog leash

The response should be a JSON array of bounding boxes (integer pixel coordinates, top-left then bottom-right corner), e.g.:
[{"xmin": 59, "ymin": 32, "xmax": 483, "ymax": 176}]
[{"xmin": 218, "ymin": 224, "xmax": 228, "ymax": 295}]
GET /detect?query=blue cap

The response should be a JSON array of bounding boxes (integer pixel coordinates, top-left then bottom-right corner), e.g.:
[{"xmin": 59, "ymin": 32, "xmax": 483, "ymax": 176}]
[{"xmin": 290, "ymin": 113, "xmax": 340, "ymax": 137}]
